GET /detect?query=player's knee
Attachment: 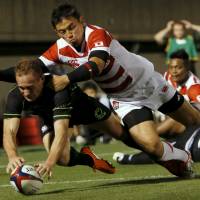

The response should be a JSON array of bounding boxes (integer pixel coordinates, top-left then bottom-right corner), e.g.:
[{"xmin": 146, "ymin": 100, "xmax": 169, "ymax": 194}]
[
  {"xmin": 118, "ymin": 129, "xmax": 141, "ymax": 149},
  {"xmin": 143, "ymin": 140, "xmax": 162, "ymax": 157}
]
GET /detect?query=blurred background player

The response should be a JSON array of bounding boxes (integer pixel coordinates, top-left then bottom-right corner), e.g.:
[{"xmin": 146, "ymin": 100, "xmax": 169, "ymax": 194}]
[
  {"xmin": 154, "ymin": 20, "xmax": 198, "ymax": 73},
  {"xmin": 158, "ymin": 49, "xmax": 200, "ymax": 137}
]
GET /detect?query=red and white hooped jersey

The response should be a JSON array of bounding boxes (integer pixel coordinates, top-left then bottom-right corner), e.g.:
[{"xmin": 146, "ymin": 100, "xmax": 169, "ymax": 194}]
[
  {"xmin": 39, "ymin": 24, "xmax": 154, "ymax": 100},
  {"xmin": 164, "ymin": 71, "xmax": 200, "ymax": 103}
]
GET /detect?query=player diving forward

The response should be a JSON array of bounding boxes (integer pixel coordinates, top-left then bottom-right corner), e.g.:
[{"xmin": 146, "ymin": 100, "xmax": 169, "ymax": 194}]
[{"xmin": 3, "ymin": 60, "xmax": 116, "ymax": 177}]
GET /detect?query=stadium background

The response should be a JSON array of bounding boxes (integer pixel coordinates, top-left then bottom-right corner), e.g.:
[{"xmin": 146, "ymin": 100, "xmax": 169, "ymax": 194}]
[{"xmin": 0, "ymin": 0, "xmax": 200, "ymax": 145}]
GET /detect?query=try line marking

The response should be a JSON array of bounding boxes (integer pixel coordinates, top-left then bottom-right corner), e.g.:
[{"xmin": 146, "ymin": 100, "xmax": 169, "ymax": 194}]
[{"xmin": 0, "ymin": 174, "xmax": 173, "ymax": 188}]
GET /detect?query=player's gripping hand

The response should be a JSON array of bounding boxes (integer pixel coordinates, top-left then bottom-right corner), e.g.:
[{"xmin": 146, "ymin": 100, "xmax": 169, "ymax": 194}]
[
  {"xmin": 51, "ymin": 75, "xmax": 70, "ymax": 92},
  {"xmin": 35, "ymin": 163, "xmax": 52, "ymax": 179},
  {"xmin": 6, "ymin": 156, "xmax": 25, "ymax": 174}
]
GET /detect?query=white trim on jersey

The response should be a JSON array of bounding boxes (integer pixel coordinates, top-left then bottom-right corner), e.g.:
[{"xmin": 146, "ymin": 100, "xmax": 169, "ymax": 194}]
[{"xmin": 39, "ymin": 56, "xmax": 56, "ymax": 67}]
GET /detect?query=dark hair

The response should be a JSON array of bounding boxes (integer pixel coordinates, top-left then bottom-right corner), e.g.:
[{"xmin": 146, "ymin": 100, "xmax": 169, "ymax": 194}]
[
  {"xmin": 81, "ymin": 81, "xmax": 98, "ymax": 92},
  {"xmin": 169, "ymin": 49, "xmax": 190, "ymax": 69},
  {"xmin": 169, "ymin": 49, "xmax": 189, "ymax": 60},
  {"xmin": 172, "ymin": 21, "xmax": 186, "ymax": 30},
  {"xmin": 15, "ymin": 59, "xmax": 43, "ymax": 77},
  {"xmin": 51, "ymin": 2, "xmax": 80, "ymax": 28}
]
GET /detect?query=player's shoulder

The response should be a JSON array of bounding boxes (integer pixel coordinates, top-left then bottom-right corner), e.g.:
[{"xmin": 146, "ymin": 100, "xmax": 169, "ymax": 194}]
[
  {"xmin": 54, "ymin": 84, "xmax": 79, "ymax": 103},
  {"xmin": 7, "ymin": 86, "xmax": 21, "ymax": 98},
  {"xmin": 6, "ymin": 86, "xmax": 24, "ymax": 106},
  {"xmin": 187, "ymin": 72, "xmax": 200, "ymax": 85},
  {"xmin": 85, "ymin": 24, "xmax": 112, "ymax": 39}
]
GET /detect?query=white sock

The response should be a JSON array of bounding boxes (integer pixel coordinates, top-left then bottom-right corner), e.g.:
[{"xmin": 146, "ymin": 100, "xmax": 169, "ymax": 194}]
[{"xmin": 160, "ymin": 141, "xmax": 188, "ymax": 162}]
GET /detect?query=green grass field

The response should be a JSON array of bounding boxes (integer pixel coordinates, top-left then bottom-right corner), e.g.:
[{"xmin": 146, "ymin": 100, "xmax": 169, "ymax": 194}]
[{"xmin": 1, "ymin": 141, "xmax": 200, "ymax": 200}]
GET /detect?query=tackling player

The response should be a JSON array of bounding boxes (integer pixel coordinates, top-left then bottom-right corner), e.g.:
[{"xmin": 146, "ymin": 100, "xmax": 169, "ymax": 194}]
[{"xmin": 113, "ymin": 50, "xmax": 200, "ymax": 164}]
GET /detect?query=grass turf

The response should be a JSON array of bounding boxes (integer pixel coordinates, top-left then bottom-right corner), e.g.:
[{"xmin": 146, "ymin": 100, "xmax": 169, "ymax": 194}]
[{"xmin": 0, "ymin": 141, "xmax": 200, "ymax": 200}]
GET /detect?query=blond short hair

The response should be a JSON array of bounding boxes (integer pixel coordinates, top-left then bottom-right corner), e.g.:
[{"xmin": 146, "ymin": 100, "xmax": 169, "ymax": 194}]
[{"xmin": 15, "ymin": 59, "xmax": 43, "ymax": 77}]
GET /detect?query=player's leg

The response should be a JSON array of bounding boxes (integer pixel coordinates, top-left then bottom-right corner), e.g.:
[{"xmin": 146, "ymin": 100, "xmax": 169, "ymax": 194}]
[
  {"xmin": 86, "ymin": 97, "xmax": 192, "ymax": 176},
  {"xmin": 88, "ymin": 112, "xmax": 142, "ymax": 149},
  {"xmin": 114, "ymin": 104, "xmax": 192, "ymax": 177},
  {"xmin": 190, "ymin": 127, "xmax": 200, "ymax": 162},
  {"xmin": 159, "ymin": 95, "xmax": 200, "ymax": 126},
  {"xmin": 41, "ymin": 125, "xmax": 115, "ymax": 174},
  {"xmin": 71, "ymin": 92, "xmax": 141, "ymax": 148},
  {"xmin": 156, "ymin": 117, "xmax": 185, "ymax": 137},
  {"xmin": 113, "ymin": 151, "xmax": 154, "ymax": 164}
]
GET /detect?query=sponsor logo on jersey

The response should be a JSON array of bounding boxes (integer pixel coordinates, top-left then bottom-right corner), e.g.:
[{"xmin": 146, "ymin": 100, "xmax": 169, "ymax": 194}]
[
  {"xmin": 94, "ymin": 107, "xmax": 106, "ymax": 120},
  {"xmin": 67, "ymin": 59, "xmax": 79, "ymax": 68},
  {"xmin": 112, "ymin": 100, "xmax": 119, "ymax": 110}
]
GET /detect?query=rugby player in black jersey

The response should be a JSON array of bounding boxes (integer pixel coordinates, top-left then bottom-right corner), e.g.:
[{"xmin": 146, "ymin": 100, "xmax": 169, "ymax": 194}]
[{"xmin": 3, "ymin": 59, "xmax": 116, "ymax": 177}]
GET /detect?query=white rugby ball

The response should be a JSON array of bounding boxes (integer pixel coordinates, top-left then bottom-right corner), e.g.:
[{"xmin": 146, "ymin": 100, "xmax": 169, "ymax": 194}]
[{"xmin": 10, "ymin": 164, "xmax": 43, "ymax": 195}]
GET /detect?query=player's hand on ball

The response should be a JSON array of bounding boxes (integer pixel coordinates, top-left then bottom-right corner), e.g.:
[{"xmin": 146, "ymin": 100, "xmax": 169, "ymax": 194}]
[
  {"xmin": 35, "ymin": 163, "xmax": 52, "ymax": 179},
  {"xmin": 7, "ymin": 156, "xmax": 25, "ymax": 174}
]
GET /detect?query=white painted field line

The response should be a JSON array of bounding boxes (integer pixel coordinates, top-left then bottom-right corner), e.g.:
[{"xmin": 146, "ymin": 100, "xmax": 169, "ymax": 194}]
[{"xmin": 0, "ymin": 174, "xmax": 172, "ymax": 188}]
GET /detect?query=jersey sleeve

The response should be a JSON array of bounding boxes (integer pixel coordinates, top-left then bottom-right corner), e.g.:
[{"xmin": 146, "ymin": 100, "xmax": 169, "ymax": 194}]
[
  {"xmin": 87, "ymin": 29, "xmax": 112, "ymax": 55},
  {"xmin": 3, "ymin": 87, "xmax": 23, "ymax": 118},
  {"xmin": 53, "ymin": 87, "xmax": 73, "ymax": 121},
  {"xmin": 39, "ymin": 43, "xmax": 59, "ymax": 67},
  {"xmin": 187, "ymin": 84, "xmax": 200, "ymax": 103}
]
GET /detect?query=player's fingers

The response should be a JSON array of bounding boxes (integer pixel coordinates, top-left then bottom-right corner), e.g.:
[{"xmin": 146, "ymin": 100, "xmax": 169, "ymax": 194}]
[
  {"xmin": 9, "ymin": 164, "xmax": 17, "ymax": 174},
  {"xmin": 47, "ymin": 170, "xmax": 52, "ymax": 180},
  {"xmin": 37, "ymin": 165, "xmax": 46, "ymax": 176},
  {"xmin": 6, "ymin": 165, "xmax": 11, "ymax": 174},
  {"xmin": 41, "ymin": 170, "xmax": 48, "ymax": 178},
  {"xmin": 15, "ymin": 159, "xmax": 23, "ymax": 166},
  {"xmin": 19, "ymin": 157, "xmax": 25, "ymax": 163},
  {"xmin": 34, "ymin": 163, "xmax": 39, "ymax": 168}
]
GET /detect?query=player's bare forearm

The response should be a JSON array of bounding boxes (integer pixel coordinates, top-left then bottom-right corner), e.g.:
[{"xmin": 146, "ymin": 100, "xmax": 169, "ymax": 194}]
[
  {"xmin": 3, "ymin": 118, "xmax": 25, "ymax": 173},
  {"xmin": 45, "ymin": 119, "xmax": 70, "ymax": 168},
  {"xmin": 3, "ymin": 118, "xmax": 20, "ymax": 159}
]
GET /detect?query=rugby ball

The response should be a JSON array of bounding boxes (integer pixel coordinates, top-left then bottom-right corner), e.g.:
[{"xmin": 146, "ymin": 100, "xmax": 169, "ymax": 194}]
[{"xmin": 10, "ymin": 164, "xmax": 43, "ymax": 195}]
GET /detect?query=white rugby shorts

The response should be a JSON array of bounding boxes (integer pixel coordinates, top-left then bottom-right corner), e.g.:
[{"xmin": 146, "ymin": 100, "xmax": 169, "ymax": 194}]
[{"xmin": 110, "ymin": 72, "xmax": 176, "ymax": 120}]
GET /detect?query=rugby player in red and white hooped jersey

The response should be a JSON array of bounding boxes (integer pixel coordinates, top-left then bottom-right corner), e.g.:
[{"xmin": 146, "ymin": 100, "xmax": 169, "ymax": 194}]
[
  {"xmin": 36, "ymin": 3, "xmax": 200, "ymax": 177},
  {"xmin": 164, "ymin": 49, "xmax": 200, "ymax": 110},
  {"xmin": 1, "ymin": 3, "xmax": 200, "ymax": 177}
]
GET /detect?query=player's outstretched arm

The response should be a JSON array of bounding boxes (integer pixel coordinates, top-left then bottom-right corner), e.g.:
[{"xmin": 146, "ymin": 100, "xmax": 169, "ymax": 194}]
[
  {"xmin": 3, "ymin": 118, "xmax": 25, "ymax": 173},
  {"xmin": 36, "ymin": 119, "xmax": 70, "ymax": 178},
  {"xmin": 52, "ymin": 54, "xmax": 107, "ymax": 91}
]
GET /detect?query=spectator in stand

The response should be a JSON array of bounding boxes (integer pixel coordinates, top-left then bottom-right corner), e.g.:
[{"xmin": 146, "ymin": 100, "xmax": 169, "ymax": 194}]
[{"xmin": 154, "ymin": 20, "xmax": 198, "ymax": 74}]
